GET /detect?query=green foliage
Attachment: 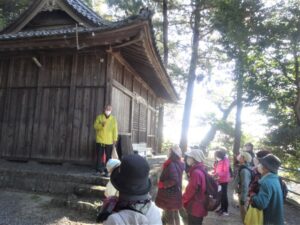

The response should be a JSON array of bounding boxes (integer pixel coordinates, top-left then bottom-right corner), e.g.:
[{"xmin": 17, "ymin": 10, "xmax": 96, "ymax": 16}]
[
  {"xmin": 106, "ymin": 0, "xmax": 148, "ymax": 16},
  {"xmin": 242, "ymin": 1, "xmax": 300, "ymax": 167},
  {"xmin": 161, "ymin": 140, "xmax": 174, "ymax": 154},
  {"xmin": 212, "ymin": 0, "xmax": 265, "ymax": 58},
  {"xmin": 0, "ymin": 0, "xmax": 31, "ymax": 30}
]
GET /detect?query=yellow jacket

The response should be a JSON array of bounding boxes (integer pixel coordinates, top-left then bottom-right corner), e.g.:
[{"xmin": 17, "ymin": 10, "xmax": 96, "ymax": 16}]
[{"xmin": 94, "ymin": 114, "xmax": 118, "ymax": 145}]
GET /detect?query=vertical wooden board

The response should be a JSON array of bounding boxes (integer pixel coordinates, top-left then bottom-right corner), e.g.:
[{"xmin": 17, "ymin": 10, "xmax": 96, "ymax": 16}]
[
  {"xmin": 64, "ymin": 53, "xmax": 77, "ymax": 161},
  {"xmin": 0, "ymin": 59, "xmax": 10, "ymax": 88},
  {"xmin": 79, "ymin": 88, "xmax": 90, "ymax": 160},
  {"xmin": 32, "ymin": 88, "xmax": 69, "ymax": 160},
  {"xmin": 76, "ymin": 54, "xmax": 85, "ymax": 86},
  {"xmin": 76, "ymin": 52, "xmax": 106, "ymax": 87},
  {"xmin": 38, "ymin": 88, "xmax": 50, "ymax": 157},
  {"xmin": 40, "ymin": 55, "xmax": 52, "ymax": 86},
  {"xmin": 124, "ymin": 69, "xmax": 133, "ymax": 91},
  {"xmin": 71, "ymin": 88, "xmax": 83, "ymax": 161},
  {"xmin": 139, "ymin": 104, "xmax": 147, "ymax": 142},
  {"xmin": 115, "ymin": 60, "xmax": 123, "ymax": 84},
  {"xmin": 50, "ymin": 56, "xmax": 58, "ymax": 86},
  {"xmin": 62, "ymin": 55, "xmax": 73, "ymax": 86},
  {"xmin": 0, "ymin": 88, "xmax": 35, "ymax": 159},
  {"xmin": 132, "ymin": 100, "xmax": 140, "ymax": 143},
  {"xmin": 70, "ymin": 87, "xmax": 104, "ymax": 163},
  {"xmin": 57, "ymin": 88, "xmax": 69, "ymax": 157},
  {"xmin": 123, "ymin": 94, "xmax": 131, "ymax": 133},
  {"xmin": 14, "ymin": 88, "xmax": 36, "ymax": 158},
  {"xmin": 147, "ymin": 109, "xmax": 152, "ymax": 135},
  {"xmin": 51, "ymin": 88, "xmax": 69, "ymax": 159},
  {"xmin": 0, "ymin": 89, "xmax": 4, "ymax": 156},
  {"xmin": 83, "ymin": 55, "xmax": 91, "ymax": 86},
  {"xmin": 88, "ymin": 88, "xmax": 104, "ymax": 161},
  {"xmin": 133, "ymin": 79, "xmax": 141, "ymax": 94},
  {"xmin": 3, "ymin": 89, "xmax": 19, "ymax": 156},
  {"xmin": 5, "ymin": 56, "xmax": 38, "ymax": 87},
  {"xmin": 44, "ymin": 54, "xmax": 71, "ymax": 87},
  {"xmin": 0, "ymin": 89, "xmax": 12, "ymax": 157},
  {"xmin": 24, "ymin": 57, "xmax": 38, "ymax": 87},
  {"xmin": 141, "ymin": 86, "xmax": 148, "ymax": 100}
]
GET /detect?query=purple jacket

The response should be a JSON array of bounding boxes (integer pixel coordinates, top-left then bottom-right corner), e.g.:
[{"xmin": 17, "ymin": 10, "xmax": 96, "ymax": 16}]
[{"xmin": 182, "ymin": 163, "xmax": 208, "ymax": 218}]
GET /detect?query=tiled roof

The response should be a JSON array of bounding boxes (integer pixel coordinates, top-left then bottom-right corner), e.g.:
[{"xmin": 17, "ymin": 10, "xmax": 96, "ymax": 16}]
[
  {"xmin": 0, "ymin": 27, "xmax": 95, "ymax": 40},
  {"xmin": 0, "ymin": 9, "xmax": 153, "ymax": 40},
  {"xmin": 65, "ymin": 0, "xmax": 110, "ymax": 26}
]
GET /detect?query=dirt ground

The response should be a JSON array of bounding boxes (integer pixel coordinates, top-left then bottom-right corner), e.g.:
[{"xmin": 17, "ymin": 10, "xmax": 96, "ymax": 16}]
[
  {"xmin": 0, "ymin": 189, "xmax": 97, "ymax": 225},
  {"xmin": 0, "ymin": 188, "xmax": 299, "ymax": 225}
]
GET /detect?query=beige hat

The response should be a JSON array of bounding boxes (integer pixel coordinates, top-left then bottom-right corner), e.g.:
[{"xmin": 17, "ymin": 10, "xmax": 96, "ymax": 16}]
[
  {"xmin": 185, "ymin": 149, "xmax": 206, "ymax": 162},
  {"xmin": 171, "ymin": 145, "xmax": 182, "ymax": 158},
  {"xmin": 239, "ymin": 151, "xmax": 252, "ymax": 163}
]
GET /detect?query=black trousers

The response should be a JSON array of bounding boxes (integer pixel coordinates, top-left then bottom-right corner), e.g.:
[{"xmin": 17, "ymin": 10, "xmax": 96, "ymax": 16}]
[
  {"xmin": 187, "ymin": 214, "xmax": 203, "ymax": 225},
  {"xmin": 96, "ymin": 143, "xmax": 113, "ymax": 172},
  {"xmin": 220, "ymin": 182, "xmax": 229, "ymax": 213}
]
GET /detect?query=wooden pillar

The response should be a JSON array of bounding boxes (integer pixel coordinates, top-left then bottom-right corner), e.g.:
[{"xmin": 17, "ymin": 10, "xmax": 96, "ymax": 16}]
[
  {"xmin": 157, "ymin": 100, "xmax": 164, "ymax": 153},
  {"xmin": 105, "ymin": 53, "xmax": 114, "ymax": 105}
]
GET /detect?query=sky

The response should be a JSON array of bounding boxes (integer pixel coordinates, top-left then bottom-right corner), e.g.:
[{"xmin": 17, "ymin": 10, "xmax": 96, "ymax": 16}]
[{"xmin": 163, "ymin": 79, "xmax": 269, "ymax": 146}]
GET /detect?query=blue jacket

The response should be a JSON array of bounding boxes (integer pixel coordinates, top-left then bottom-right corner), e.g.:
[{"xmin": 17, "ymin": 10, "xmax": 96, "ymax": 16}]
[{"xmin": 251, "ymin": 172, "xmax": 284, "ymax": 225}]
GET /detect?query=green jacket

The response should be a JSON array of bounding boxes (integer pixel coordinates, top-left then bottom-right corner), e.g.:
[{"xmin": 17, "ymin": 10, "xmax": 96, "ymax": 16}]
[
  {"xmin": 94, "ymin": 114, "xmax": 118, "ymax": 145},
  {"xmin": 234, "ymin": 163, "xmax": 252, "ymax": 204}
]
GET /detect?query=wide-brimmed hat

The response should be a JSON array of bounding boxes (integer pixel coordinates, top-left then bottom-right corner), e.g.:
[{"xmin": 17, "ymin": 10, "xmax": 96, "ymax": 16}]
[
  {"xmin": 171, "ymin": 145, "xmax": 182, "ymax": 158},
  {"xmin": 259, "ymin": 154, "xmax": 281, "ymax": 173},
  {"xmin": 106, "ymin": 159, "xmax": 121, "ymax": 173},
  {"xmin": 111, "ymin": 154, "xmax": 151, "ymax": 195},
  {"xmin": 185, "ymin": 149, "xmax": 206, "ymax": 162},
  {"xmin": 239, "ymin": 151, "xmax": 252, "ymax": 163}
]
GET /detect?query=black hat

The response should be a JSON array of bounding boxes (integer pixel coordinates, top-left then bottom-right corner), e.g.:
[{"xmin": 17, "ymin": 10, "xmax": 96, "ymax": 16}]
[
  {"xmin": 259, "ymin": 154, "xmax": 281, "ymax": 173},
  {"xmin": 111, "ymin": 154, "xmax": 151, "ymax": 195}
]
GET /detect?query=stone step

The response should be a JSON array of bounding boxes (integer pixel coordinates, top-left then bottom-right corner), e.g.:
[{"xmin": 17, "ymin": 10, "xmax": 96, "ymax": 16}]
[
  {"xmin": 74, "ymin": 184, "xmax": 106, "ymax": 199},
  {"xmin": 51, "ymin": 194, "xmax": 103, "ymax": 213},
  {"xmin": 0, "ymin": 160, "xmax": 109, "ymax": 195}
]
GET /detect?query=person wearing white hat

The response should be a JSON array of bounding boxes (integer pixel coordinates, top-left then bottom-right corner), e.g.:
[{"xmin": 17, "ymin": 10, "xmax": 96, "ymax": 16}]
[
  {"xmin": 104, "ymin": 159, "xmax": 121, "ymax": 197},
  {"xmin": 234, "ymin": 151, "xmax": 253, "ymax": 223},
  {"xmin": 182, "ymin": 149, "xmax": 208, "ymax": 225},
  {"xmin": 155, "ymin": 145, "xmax": 185, "ymax": 225}
]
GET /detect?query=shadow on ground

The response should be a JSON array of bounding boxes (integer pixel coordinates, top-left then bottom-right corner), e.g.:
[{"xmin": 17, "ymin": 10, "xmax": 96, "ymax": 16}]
[{"xmin": 0, "ymin": 190, "xmax": 97, "ymax": 225}]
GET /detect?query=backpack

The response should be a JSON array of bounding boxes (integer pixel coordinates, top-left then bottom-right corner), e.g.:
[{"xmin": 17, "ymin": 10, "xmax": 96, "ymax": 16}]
[
  {"xmin": 238, "ymin": 165, "xmax": 255, "ymax": 183},
  {"xmin": 199, "ymin": 168, "xmax": 222, "ymax": 211},
  {"xmin": 279, "ymin": 177, "xmax": 288, "ymax": 200}
]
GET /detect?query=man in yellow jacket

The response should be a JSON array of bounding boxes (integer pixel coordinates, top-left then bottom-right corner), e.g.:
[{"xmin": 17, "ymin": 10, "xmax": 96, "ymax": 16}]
[{"xmin": 94, "ymin": 105, "xmax": 118, "ymax": 176}]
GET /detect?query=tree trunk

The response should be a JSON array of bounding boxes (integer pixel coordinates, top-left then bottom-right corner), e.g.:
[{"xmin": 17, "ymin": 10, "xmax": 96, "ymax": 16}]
[
  {"xmin": 180, "ymin": 0, "xmax": 201, "ymax": 152},
  {"xmin": 233, "ymin": 57, "xmax": 244, "ymax": 168},
  {"xmin": 200, "ymin": 100, "xmax": 237, "ymax": 150},
  {"xmin": 157, "ymin": 0, "xmax": 169, "ymax": 153},
  {"xmin": 163, "ymin": 0, "xmax": 169, "ymax": 66},
  {"xmin": 293, "ymin": 50, "xmax": 300, "ymax": 126}
]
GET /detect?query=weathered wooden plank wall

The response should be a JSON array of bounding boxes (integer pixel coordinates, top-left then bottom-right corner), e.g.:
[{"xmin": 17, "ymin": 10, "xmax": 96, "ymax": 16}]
[
  {"xmin": 0, "ymin": 49, "xmax": 106, "ymax": 164},
  {"xmin": 111, "ymin": 56, "xmax": 158, "ymax": 149}
]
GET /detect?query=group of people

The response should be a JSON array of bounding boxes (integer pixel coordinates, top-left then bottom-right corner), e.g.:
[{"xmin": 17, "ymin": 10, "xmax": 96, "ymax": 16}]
[
  {"xmin": 234, "ymin": 143, "xmax": 284, "ymax": 225},
  {"xmin": 93, "ymin": 106, "xmax": 285, "ymax": 225}
]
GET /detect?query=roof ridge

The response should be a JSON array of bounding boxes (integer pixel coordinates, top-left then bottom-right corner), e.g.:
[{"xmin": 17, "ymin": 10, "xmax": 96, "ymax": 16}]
[{"xmin": 65, "ymin": 0, "xmax": 110, "ymax": 26}]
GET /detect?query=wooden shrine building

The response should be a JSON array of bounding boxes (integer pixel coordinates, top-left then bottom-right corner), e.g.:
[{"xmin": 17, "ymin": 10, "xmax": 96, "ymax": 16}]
[{"xmin": 0, "ymin": 0, "xmax": 177, "ymax": 165}]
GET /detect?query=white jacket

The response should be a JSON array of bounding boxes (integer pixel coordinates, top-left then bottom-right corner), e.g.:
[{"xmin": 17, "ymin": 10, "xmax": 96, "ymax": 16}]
[
  {"xmin": 104, "ymin": 181, "xmax": 119, "ymax": 197},
  {"xmin": 103, "ymin": 202, "xmax": 162, "ymax": 225}
]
